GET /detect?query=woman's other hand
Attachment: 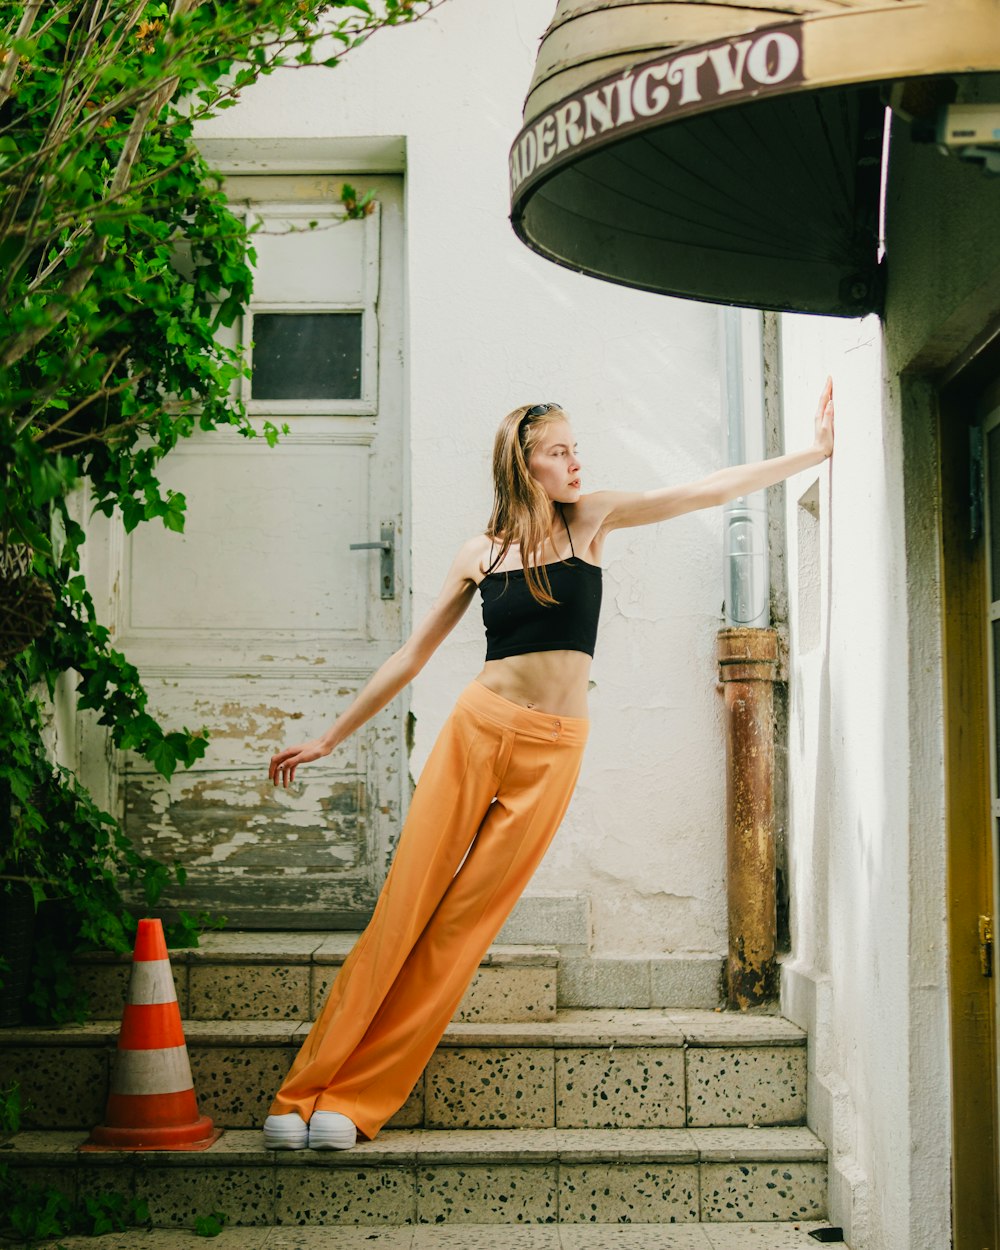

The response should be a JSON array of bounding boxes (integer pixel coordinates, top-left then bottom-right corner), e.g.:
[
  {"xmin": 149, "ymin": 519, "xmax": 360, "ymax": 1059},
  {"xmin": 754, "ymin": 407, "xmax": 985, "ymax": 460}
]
[
  {"xmin": 814, "ymin": 376, "xmax": 834, "ymax": 459},
  {"xmin": 269, "ymin": 737, "xmax": 331, "ymax": 788}
]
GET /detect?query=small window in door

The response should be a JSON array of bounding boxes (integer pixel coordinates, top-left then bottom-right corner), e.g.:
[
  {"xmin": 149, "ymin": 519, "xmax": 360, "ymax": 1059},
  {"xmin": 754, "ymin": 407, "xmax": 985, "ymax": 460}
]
[
  {"xmin": 241, "ymin": 201, "xmax": 380, "ymax": 415},
  {"xmin": 252, "ymin": 312, "xmax": 363, "ymax": 400}
]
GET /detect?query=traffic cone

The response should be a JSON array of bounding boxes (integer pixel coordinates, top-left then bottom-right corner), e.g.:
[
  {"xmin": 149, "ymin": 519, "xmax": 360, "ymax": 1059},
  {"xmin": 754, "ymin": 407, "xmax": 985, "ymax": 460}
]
[{"xmin": 80, "ymin": 918, "xmax": 221, "ymax": 1151}]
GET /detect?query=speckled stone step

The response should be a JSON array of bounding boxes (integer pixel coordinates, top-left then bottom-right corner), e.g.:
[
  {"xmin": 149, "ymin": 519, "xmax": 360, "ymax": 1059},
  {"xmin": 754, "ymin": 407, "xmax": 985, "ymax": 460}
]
[
  {"xmin": 1, "ymin": 1126, "xmax": 828, "ymax": 1227},
  {"xmin": 69, "ymin": 933, "xmax": 559, "ymax": 1025},
  {"xmin": 1, "ymin": 1010, "xmax": 806, "ymax": 1134},
  {"xmin": 0, "ymin": 1226, "xmax": 850, "ymax": 1250}
]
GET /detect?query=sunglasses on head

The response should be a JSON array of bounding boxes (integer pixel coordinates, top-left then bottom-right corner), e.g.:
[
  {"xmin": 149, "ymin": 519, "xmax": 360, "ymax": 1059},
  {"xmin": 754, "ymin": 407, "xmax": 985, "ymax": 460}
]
[{"xmin": 524, "ymin": 403, "xmax": 561, "ymax": 419}]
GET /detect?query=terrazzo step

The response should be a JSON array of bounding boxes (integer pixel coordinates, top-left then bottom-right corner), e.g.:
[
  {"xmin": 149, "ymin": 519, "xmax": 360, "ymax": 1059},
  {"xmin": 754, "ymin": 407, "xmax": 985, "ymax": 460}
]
[
  {"xmin": 2, "ymin": 1223, "xmax": 850, "ymax": 1248},
  {"xmin": 1, "ymin": 1126, "xmax": 829, "ymax": 1227},
  {"xmin": 69, "ymin": 933, "xmax": 559, "ymax": 1024},
  {"xmin": 1, "ymin": 1010, "xmax": 807, "ymax": 1134}
]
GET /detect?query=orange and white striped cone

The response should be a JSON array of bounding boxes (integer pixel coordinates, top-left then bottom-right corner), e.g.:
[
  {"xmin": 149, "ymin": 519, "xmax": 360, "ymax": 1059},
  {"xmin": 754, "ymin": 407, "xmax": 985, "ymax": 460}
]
[{"xmin": 80, "ymin": 918, "xmax": 221, "ymax": 1151}]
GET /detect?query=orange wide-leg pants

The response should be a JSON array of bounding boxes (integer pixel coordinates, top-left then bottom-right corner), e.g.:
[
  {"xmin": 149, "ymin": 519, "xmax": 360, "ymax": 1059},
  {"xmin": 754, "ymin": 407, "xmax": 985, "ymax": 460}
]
[{"xmin": 267, "ymin": 679, "xmax": 588, "ymax": 1140}]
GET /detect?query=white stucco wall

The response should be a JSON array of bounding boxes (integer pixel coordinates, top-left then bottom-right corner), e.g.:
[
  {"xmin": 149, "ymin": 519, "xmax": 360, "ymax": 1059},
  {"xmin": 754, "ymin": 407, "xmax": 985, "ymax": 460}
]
[
  {"xmin": 778, "ymin": 312, "xmax": 950, "ymax": 1250},
  {"xmin": 196, "ymin": 0, "xmax": 731, "ymax": 957}
]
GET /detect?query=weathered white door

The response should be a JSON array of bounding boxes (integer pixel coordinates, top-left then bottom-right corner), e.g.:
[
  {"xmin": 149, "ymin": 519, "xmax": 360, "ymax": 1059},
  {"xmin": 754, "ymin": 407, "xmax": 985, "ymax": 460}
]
[{"xmin": 109, "ymin": 174, "xmax": 406, "ymax": 927}]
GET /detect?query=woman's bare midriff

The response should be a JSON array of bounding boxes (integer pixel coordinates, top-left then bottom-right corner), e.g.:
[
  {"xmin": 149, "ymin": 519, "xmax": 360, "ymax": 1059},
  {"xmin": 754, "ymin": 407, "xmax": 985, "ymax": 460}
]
[{"xmin": 474, "ymin": 650, "xmax": 592, "ymax": 719}]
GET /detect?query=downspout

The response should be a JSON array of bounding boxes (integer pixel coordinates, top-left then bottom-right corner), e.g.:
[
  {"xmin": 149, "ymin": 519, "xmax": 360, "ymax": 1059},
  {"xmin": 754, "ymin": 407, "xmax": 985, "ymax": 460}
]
[{"xmin": 717, "ymin": 308, "xmax": 780, "ymax": 1008}]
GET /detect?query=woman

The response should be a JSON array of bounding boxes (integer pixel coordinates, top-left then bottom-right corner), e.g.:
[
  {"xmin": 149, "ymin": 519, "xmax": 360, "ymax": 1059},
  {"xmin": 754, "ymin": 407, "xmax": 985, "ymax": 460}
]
[{"xmin": 263, "ymin": 380, "xmax": 835, "ymax": 1151}]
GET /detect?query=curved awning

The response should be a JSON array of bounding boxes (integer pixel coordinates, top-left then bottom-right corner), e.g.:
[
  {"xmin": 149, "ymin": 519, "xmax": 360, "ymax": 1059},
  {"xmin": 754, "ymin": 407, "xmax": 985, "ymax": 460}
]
[{"xmin": 509, "ymin": 1, "xmax": 1000, "ymax": 316}]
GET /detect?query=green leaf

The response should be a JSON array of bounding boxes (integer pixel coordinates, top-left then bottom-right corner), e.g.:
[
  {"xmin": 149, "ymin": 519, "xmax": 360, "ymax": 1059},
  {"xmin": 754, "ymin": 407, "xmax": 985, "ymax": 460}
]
[
  {"xmin": 194, "ymin": 1211, "xmax": 229, "ymax": 1236},
  {"xmin": 93, "ymin": 216, "xmax": 127, "ymax": 239},
  {"xmin": 163, "ymin": 492, "xmax": 187, "ymax": 532},
  {"xmin": 146, "ymin": 736, "xmax": 179, "ymax": 780}
]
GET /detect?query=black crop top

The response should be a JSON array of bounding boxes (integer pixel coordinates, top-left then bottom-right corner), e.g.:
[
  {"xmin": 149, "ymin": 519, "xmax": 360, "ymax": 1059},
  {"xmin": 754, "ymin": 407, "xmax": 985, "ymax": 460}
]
[{"xmin": 479, "ymin": 512, "xmax": 603, "ymax": 661}]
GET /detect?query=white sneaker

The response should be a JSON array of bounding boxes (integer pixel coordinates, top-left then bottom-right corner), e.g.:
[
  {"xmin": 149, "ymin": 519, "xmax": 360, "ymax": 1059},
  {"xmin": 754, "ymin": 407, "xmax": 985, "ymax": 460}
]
[
  {"xmin": 263, "ymin": 1112, "xmax": 307, "ymax": 1150},
  {"xmin": 308, "ymin": 1110, "xmax": 357, "ymax": 1150}
]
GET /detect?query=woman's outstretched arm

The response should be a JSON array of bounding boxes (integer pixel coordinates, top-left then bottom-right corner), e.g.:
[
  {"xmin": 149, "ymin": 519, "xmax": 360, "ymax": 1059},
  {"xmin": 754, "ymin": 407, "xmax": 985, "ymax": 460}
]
[
  {"xmin": 593, "ymin": 377, "xmax": 834, "ymax": 532},
  {"xmin": 268, "ymin": 537, "xmax": 483, "ymax": 788}
]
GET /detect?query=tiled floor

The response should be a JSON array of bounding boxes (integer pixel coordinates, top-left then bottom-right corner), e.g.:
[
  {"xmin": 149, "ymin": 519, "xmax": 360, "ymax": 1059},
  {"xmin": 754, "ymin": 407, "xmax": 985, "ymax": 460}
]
[{"xmin": 6, "ymin": 1223, "xmax": 848, "ymax": 1248}]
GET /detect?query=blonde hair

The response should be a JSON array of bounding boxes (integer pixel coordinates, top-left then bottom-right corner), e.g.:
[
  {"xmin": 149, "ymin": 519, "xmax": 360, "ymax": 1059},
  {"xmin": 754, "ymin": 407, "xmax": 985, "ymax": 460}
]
[{"xmin": 485, "ymin": 403, "xmax": 569, "ymax": 606}]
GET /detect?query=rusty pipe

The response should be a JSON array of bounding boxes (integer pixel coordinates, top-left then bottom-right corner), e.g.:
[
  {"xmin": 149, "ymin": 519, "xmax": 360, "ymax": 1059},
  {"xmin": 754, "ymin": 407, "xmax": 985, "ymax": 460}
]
[{"xmin": 717, "ymin": 626, "xmax": 779, "ymax": 1009}]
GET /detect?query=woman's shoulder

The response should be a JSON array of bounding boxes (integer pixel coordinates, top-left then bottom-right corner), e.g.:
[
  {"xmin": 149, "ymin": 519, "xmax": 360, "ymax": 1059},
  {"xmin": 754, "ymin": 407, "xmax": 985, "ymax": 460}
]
[
  {"xmin": 453, "ymin": 533, "xmax": 500, "ymax": 585},
  {"xmin": 569, "ymin": 491, "xmax": 616, "ymax": 526},
  {"xmin": 564, "ymin": 493, "xmax": 613, "ymax": 563}
]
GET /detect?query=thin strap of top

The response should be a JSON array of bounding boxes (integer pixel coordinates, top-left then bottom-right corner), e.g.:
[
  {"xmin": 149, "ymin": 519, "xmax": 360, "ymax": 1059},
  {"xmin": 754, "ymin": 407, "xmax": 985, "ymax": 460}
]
[
  {"xmin": 484, "ymin": 541, "xmax": 503, "ymax": 577},
  {"xmin": 559, "ymin": 504, "xmax": 575, "ymax": 558},
  {"xmin": 483, "ymin": 506, "xmax": 575, "ymax": 580}
]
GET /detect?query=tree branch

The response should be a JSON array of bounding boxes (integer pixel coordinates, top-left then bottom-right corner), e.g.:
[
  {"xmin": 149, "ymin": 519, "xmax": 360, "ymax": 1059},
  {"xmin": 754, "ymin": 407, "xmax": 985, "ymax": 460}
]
[
  {"xmin": 25, "ymin": 346, "xmax": 135, "ymax": 441},
  {"xmin": 0, "ymin": 1, "xmax": 43, "ymax": 112},
  {"xmin": 0, "ymin": 0, "xmax": 199, "ymax": 371},
  {"xmin": 47, "ymin": 407, "xmax": 159, "ymax": 452}
]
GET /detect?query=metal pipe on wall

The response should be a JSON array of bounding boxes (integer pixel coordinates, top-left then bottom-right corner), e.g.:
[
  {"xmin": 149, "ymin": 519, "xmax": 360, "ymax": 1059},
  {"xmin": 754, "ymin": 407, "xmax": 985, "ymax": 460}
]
[
  {"xmin": 718, "ymin": 309, "xmax": 779, "ymax": 1008},
  {"xmin": 718, "ymin": 628, "xmax": 780, "ymax": 1007},
  {"xmin": 722, "ymin": 309, "xmax": 770, "ymax": 629}
]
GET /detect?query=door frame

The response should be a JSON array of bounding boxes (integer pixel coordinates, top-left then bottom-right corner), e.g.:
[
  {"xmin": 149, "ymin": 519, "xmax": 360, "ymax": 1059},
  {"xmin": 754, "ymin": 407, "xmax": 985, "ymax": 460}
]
[{"xmin": 939, "ymin": 328, "xmax": 1000, "ymax": 1248}]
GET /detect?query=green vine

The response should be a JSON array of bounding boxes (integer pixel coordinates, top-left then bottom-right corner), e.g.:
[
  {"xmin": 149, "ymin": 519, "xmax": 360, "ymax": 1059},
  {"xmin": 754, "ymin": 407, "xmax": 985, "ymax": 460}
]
[
  {"xmin": 1, "ymin": 676, "xmax": 217, "ymax": 1020},
  {"xmin": 0, "ymin": 1082, "xmax": 228, "ymax": 1243},
  {"xmin": 0, "ymin": 0, "xmax": 436, "ymax": 1022},
  {"xmin": 0, "ymin": 1079, "xmax": 23, "ymax": 1137},
  {"xmin": 0, "ymin": 1169, "xmax": 152, "ymax": 1245}
]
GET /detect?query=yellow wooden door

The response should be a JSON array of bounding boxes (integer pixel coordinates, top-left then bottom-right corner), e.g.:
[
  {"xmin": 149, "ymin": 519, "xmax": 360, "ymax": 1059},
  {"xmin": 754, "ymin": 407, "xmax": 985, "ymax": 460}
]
[{"xmin": 941, "ymin": 377, "xmax": 1000, "ymax": 1248}]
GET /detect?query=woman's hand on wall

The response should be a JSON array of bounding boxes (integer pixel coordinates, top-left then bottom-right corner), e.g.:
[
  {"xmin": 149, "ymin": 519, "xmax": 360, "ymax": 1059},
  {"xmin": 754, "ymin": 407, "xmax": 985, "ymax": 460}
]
[{"xmin": 814, "ymin": 376, "xmax": 834, "ymax": 459}]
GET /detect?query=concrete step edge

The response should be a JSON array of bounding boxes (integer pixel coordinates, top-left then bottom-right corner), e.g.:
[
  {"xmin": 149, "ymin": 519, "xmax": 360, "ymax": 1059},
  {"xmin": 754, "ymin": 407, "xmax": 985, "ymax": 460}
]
[
  {"xmin": 3, "ymin": 1125, "xmax": 828, "ymax": 1166},
  {"xmin": 70, "ymin": 937, "xmax": 561, "ymax": 968},
  {"xmin": 0, "ymin": 1225, "xmax": 846, "ymax": 1248},
  {"xmin": 0, "ymin": 1008, "xmax": 806, "ymax": 1049}
]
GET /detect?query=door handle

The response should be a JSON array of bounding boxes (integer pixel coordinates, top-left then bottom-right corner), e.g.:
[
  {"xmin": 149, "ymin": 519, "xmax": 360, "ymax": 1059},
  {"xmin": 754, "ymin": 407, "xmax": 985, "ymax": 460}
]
[{"xmin": 350, "ymin": 522, "xmax": 395, "ymax": 599}]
